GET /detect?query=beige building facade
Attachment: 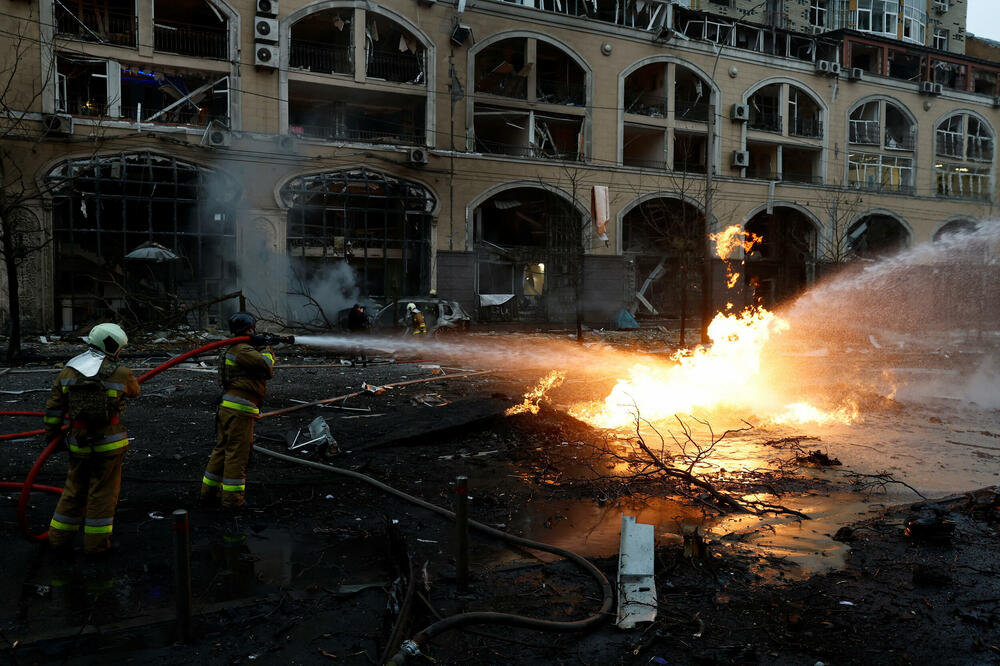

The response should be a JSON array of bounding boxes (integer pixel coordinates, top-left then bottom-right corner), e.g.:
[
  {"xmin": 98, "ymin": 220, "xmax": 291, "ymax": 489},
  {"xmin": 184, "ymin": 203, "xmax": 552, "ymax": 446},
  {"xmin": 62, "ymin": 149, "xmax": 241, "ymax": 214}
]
[{"xmin": 0, "ymin": 0, "xmax": 997, "ymax": 333}]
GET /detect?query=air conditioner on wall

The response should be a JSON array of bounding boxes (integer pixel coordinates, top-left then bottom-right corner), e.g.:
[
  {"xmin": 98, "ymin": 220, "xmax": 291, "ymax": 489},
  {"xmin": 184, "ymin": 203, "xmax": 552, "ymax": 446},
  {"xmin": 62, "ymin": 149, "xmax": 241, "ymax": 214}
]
[
  {"xmin": 208, "ymin": 129, "xmax": 232, "ymax": 147},
  {"xmin": 829, "ymin": 62, "xmax": 841, "ymax": 76},
  {"xmin": 42, "ymin": 113, "xmax": 73, "ymax": 136},
  {"xmin": 731, "ymin": 103, "xmax": 749, "ymax": 121},
  {"xmin": 256, "ymin": 0, "xmax": 278, "ymax": 16},
  {"xmin": 255, "ymin": 44, "xmax": 278, "ymax": 68},
  {"xmin": 816, "ymin": 60, "xmax": 831, "ymax": 73},
  {"xmin": 255, "ymin": 17, "xmax": 278, "ymax": 42},
  {"xmin": 407, "ymin": 148, "xmax": 429, "ymax": 165},
  {"xmin": 921, "ymin": 80, "xmax": 940, "ymax": 95},
  {"xmin": 847, "ymin": 67, "xmax": 864, "ymax": 81},
  {"xmin": 732, "ymin": 150, "xmax": 749, "ymax": 167}
]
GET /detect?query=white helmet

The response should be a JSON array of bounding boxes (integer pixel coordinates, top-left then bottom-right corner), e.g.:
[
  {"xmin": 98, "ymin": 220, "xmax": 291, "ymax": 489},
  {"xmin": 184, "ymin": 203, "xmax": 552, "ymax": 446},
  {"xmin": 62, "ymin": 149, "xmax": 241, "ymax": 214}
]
[
  {"xmin": 406, "ymin": 302, "xmax": 417, "ymax": 312},
  {"xmin": 86, "ymin": 323, "xmax": 128, "ymax": 356}
]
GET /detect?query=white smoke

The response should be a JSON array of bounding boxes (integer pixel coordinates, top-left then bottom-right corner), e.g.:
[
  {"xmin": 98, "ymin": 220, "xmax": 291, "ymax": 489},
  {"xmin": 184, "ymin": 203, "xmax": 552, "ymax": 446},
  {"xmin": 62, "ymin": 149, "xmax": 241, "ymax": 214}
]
[{"xmin": 286, "ymin": 259, "xmax": 360, "ymax": 328}]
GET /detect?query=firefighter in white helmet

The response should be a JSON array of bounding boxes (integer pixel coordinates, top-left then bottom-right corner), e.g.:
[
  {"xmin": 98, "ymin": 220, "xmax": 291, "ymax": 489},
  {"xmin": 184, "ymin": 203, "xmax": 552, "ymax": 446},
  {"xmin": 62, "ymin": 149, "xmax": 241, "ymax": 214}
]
[
  {"xmin": 43, "ymin": 323, "xmax": 140, "ymax": 557},
  {"xmin": 405, "ymin": 302, "xmax": 427, "ymax": 336}
]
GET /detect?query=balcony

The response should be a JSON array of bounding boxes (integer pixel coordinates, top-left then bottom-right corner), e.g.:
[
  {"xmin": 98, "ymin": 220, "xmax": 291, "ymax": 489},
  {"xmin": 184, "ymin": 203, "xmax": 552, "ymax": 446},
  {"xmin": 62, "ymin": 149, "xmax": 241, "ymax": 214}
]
[
  {"xmin": 849, "ymin": 119, "xmax": 880, "ymax": 145},
  {"xmin": 290, "ymin": 40, "xmax": 353, "ymax": 76},
  {"xmin": 623, "ymin": 91, "xmax": 667, "ymax": 118},
  {"xmin": 749, "ymin": 110, "xmax": 782, "ymax": 133},
  {"xmin": 366, "ymin": 49, "xmax": 425, "ymax": 85},
  {"xmin": 790, "ymin": 117, "xmax": 823, "ymax": 139},
  {"xmin": 536, "ymin": 78, "xmax": 585, "ymax": 106},
  {"xmin": 54, "ymin": 2, "xmax": 136, "ymax": 47},
  {"xmin": 154, "ymin": 19, "xmax": 227, "ymax": 59},
  {"xmin": 675, "ymin": 99, "xmax": 709, "ymax": 122}
]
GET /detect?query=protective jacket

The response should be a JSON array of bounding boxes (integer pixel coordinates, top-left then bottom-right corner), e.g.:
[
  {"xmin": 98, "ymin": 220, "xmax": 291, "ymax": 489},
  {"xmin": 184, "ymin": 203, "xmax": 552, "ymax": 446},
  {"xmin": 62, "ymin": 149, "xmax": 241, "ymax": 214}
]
[
  {"xmin": 43, "ymin": 352, "xmax": 140, "ymax": 456},
  {"xmin": 218, "ymin": 342, "xmax": 275, "ymax": 413}
]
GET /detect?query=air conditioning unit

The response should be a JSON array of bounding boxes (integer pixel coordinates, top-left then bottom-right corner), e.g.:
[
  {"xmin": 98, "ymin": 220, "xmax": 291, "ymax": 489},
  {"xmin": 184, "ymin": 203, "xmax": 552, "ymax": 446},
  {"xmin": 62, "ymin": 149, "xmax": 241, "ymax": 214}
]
[
  {"xmin": 731, "ymin": 103, "xmax": 749, "ymax": 122},
  {"xmin": 732, "ymin": 150, "xmax": 749, "ymax": 168},
  {"xmin": 42, "ymin": 113, "xmax": 73, "ymax": 136},
  {"xmin": 847, "ymin": 67, "xmax": 864, "ymax": 81},
  {"xmin": 921, "ymin": 80, "xmax": 940, "ymax": 95},
  {"xmin": 816, "ymin": 60, "xmax": 831, "ymax": 74},
  {"xmin": 811, "ymin": 26, "xmax": 824, "ymax": 35},
  {"xmin": 207, "ymin": 129, "xmax": 232, "ymax": 147},
  {"xmin": 407, "ymin": 147, "xmax": 429, "ymax": 165},
  {"xmin": 256, "ymin": 0, "xmax": 278, "ymax": 16},
  {"xmin": 933, "ymin": 82, "xmax": 944, "ymax": 95},
  {"xmin": 276, "ymin": 134, "xmax": 296, "ymax": 152},
  {"xmin": 255, "ymin": 43, "xmax": 278, "ymax": 68},
  {"xmin": 829, "ymin": 62, "xmax": 842, "ymax": 76},
  {"xmin": 254, "ymin": 17, "xmax": 278, "ymax": 43}
]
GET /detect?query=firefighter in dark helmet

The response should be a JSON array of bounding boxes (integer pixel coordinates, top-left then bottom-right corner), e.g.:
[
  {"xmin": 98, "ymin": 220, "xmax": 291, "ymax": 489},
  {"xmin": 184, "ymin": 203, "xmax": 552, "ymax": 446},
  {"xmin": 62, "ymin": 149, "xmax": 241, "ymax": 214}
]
[
  {"xmin": 44, "ymin": 323, "xmax": 140, "ymax": 556},
  {"xmin": 200, "ymin": 312, "xmax": 275, "ymax": 509}
]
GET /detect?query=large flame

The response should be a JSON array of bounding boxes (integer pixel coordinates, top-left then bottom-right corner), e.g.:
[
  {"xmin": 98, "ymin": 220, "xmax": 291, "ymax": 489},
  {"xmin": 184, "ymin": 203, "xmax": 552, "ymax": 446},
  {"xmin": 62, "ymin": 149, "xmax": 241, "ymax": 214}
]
[
  {"xmin": 507, "ymin": 370, "xmax": 566, "ymax": 415},
  {"xmin": 710, "ymin": 225, "xmax": 763, "ymax": 292},
  {"xmin": 574, "ymin": 308, "xmax": 857, "ymax": 429}
]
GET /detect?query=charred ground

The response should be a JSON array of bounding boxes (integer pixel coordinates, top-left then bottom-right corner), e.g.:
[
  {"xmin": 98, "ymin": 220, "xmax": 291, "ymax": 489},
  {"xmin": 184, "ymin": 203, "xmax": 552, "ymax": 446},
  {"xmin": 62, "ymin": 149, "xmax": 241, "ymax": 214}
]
[{"xmin": 1, "ymin": 335, "xmax": 999, "ymax": 665}]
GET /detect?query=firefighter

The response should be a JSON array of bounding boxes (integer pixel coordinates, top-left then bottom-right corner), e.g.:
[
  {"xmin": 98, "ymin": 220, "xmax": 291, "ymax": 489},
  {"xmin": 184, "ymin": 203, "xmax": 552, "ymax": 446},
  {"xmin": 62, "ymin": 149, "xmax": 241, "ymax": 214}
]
[
  {"xmin": 405, "ymin": 302, "xmax": 427, "ymax": 336},
  {"xmin": 200, "ymin": 312, "xmax": 274, "ymax": 509},
  {"xmin": 44, "ymin": 323, "xmax": 140, "ymax": 557}
]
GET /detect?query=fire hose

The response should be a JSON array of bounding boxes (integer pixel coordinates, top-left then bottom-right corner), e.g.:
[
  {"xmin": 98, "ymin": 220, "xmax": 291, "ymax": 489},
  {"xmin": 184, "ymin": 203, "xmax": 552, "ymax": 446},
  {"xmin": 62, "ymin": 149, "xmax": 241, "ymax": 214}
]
[
  {"xmin": 252, "ymin": 447, "xmax": 614, "ymax": 665},
  {"xmin": 3, "ymin": 334, "xmax": 613, "ymax": 656},
  {"xmin": 0, "ymin": 335, "xmax": 285, "ymax": 541}
]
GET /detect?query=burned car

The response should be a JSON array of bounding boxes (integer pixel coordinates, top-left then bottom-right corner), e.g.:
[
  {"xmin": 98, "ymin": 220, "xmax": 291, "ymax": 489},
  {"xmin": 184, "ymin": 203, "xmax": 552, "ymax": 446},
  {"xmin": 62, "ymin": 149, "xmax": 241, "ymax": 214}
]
[{"xmin": 371, "ymin": 298, "xmax": 472, "ymax": 334}]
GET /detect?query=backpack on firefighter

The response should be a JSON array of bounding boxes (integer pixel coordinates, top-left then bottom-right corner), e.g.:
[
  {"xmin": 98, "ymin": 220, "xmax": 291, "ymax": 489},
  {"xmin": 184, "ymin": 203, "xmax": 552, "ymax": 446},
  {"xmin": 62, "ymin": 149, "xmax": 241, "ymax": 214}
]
[{"xmin": 65, "ymin": 360, "xmax": 121, "ymax": 429}]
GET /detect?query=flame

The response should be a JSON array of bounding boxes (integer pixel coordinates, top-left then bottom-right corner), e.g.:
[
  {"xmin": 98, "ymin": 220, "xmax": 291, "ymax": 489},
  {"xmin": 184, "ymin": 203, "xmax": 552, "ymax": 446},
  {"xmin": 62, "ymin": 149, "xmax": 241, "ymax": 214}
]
[
  {"xmin": 574, "ymin": 308, "xmax": 858, "ymax": 429},
  {"xmin": 507, "ymin": 370, "xmax": 566, "ymax": 415},
  {"xmin": 710, "ymin": 225, "xmax": 763, "ymax": 260}
]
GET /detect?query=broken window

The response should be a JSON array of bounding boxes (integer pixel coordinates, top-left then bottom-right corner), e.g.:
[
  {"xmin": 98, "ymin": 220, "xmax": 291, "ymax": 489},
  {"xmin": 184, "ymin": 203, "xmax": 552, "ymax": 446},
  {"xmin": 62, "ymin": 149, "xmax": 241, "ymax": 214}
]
[
  {"xmin": 120, "ymin": 65, "xmax": 229, "ymax": 127},
  {"xmin": 56, "ymin": 54, "xmax": 111, "ymax": 116},
  {"xmin": 290, "ymin": 10, "xmax": 353, "ymax": 75},
  {"xmin": 282, "ymin": 168, "xmax": 434, "ymax": 300},
  {"xmin": 902, "ymin": 4, "xmax": 926, "ymax": 45},
  {"xmin": 848, "ymin": 152, "xmax": 913, "ymax": 193},
  {"xmin": 748, "ymin": 84, "xmax": 781, "ymax": 133},
  {"xmin": 935, "ymin": 113, "xmax": 994, "ymax": 201},
  {"xmin": 674, "ymin": 67, "xmax": 709, "ymax": 122},
  {"xmin": 673, "ymin": 132, "xmax": 706, "ymax": 173},
  {"xmin": 153, "ymin": 0, "xmax": 228, "ymax": 59},
  {"xmin": 54, "ymin": 0, "xmax": 136, "ymax": 47},
  {"xmin": 782, "ymin": 147, "xmax": 821, "ymax": 183},
  {"xmin": 888, "ymin": 49, "xmax": 923, "ymax": 82},
  {"xmin": 365, "ymin": 13, "xmax": 425, "ymax": 85},
  {"xmin": 849, "ymin": 98, "xmax": 914, "ymax": 153},
  {"xmin": 746, "ymin": 142, "xmax": 777, "ymax": 180},
  {"xmin": 288, "ymin": 81, "xmax": 425, "ymax": 145},
  {"xmin": 623, "ymin": 124, "xmax": 666, "ymax": 169},
  {"xmin": 46, "ymin": 152, "xmax": 240, "ymax": 330},
  {"xmin": 933, "ymin": 60, "xmax": 967, "ymax": 90},
  {"xmin": 849, "ymin": 41, "xmax": 884, "ymax": 75},
  {"xmin": 472, "ymin": 37, "xmax": 586, "ymax": 162},
  {"xmin": 849, "ymin": 102, "xmax": 880, "ymax": 145},
  {"xmin": 788, "ymin": 88, "xmax": 822, "ymax": 138},
  {"xmin": 623, "ymin": 63, "xmax": 667, "ymax": 118}
]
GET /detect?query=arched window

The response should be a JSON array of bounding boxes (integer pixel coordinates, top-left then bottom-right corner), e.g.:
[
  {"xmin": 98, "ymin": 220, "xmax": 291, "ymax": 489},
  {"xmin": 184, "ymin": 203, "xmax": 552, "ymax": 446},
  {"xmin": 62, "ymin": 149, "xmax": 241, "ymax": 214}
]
[
  {"xmin": 742, "ymin": 81, "xmax": 825, "ymax": 184},
  {"xmin": 845, "ymin": 213, "xmax": 910, "ymax": 258},
  {"xmin": 46, "ymin": 152, "xmax": 240, "ymax": 330},
  {"xmin": 935, "ymin": 113, "xmax": 994, "ymax": 201},
  {"xmin": 286, "ymin": 6, "xmax": 429, "ymax": 146},
  {"xmin": 472, "ymin": 36, "xmax": 587, "ymax": 161},
  {"xmin": 281, "ymin": 168, "xmax": 435, "ymax": 302},
  {"xmin": 744, "ymin": 206, "xmax": 817, "ymax": 307},
  {"xmin": 847, "ymin": 98, "xmax": 915, "ymax": 193},
  {"xmin": 622, "ymin": 60, "xmax": 713, "ymax": 172}
]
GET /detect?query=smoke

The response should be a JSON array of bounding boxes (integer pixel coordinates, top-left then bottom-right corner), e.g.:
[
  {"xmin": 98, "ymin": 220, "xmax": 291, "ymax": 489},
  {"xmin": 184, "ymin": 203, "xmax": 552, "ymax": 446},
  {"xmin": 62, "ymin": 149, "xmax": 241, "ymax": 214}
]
[{"xmin": 286, "ymin": 259, "xmax": 362, "ymax": 328}]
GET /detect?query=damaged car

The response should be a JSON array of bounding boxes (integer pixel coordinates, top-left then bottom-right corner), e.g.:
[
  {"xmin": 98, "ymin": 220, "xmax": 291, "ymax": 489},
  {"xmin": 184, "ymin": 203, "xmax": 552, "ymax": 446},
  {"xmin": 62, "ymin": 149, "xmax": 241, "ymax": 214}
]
[{"xmin": 372, "ymin": 299, "xmax": 472, "ymax": 334}]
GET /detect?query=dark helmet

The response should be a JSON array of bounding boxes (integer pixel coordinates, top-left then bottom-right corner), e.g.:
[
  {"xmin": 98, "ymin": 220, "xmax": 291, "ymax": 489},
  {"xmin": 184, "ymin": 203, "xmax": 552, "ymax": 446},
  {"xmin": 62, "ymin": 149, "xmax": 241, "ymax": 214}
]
[{"xmin": 228, "ymin": 312, "xmax": 256, "ymax": 335}]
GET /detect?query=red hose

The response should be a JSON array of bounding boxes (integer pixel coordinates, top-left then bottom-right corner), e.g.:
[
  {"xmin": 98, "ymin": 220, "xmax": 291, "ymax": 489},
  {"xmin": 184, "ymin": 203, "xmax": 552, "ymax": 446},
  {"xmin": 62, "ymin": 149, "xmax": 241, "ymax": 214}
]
[
  {"xmin": 0, "ymin": 411, "xmax": 47, "ymax": 442},
  {"xmin": 3, "ymin": 337, "xmax": 248, "ymax": 541}
]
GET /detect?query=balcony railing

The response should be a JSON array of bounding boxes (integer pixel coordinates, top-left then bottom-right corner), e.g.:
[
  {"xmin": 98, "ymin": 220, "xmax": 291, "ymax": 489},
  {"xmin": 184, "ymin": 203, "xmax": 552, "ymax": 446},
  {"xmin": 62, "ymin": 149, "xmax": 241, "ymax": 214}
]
[
  {"xmin": 849, "ymin": 119, "xmax": 880, "ymax": 145},
  {"xmin": 122, "ymin": 105, "xmax": 228, "ymax": 127},
  {"xmin": 154, "ymin": 19, "xmax": 227, "ymax": 60},
  {"xmin": 849, "ymin": 179, "xmax": 915, "ymax": 195},
  {"xmin": 366, "ymin": 48, "xmax": 425, "ymax": 85},
  {"xmin": 782, "ymin": 172, "xmax": 823, "ymax": 185},
  {"xmin": 290, "ymin": 124, "xmax": 424, "ymax": 146},
  {"xmin": 884, "ymin": 131, "xmax": 915, "ymax": 151},
  {"xmin": 623, "ymin": 91, "xmax": 667, "ymax": 118},
  {"xmin": 675, "ymin": 99, "xmax": 709, "ymax": 122},
  {"xmin": 622, "ymin": 158, "xmax": 668, "ymax": 170},
  {"xmin": 790, "ymin": 117, "xmax": 823, "ymax": 139},
  {"xmin": 290, "ymin": 40, "xmax": 353, "ymax": 75},
  {"xmin": 536, "ymin": 78, "xmax": 585, "ymax": 106},
  {"xmin": 749, "ymin": 110, "xmax": 782, "ymax": 133},
  {"xmin": 54, "ymin": 3, "xmax": 136, "ymax": 47}
]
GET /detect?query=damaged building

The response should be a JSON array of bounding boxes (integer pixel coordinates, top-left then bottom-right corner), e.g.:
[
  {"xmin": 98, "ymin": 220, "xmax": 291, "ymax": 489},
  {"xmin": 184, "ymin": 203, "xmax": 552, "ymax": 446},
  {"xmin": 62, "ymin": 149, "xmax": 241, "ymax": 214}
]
[{"xmin": 1, "ymin": 0, "xmax": 998, "ymax": 333}]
